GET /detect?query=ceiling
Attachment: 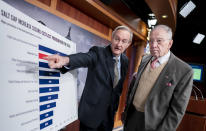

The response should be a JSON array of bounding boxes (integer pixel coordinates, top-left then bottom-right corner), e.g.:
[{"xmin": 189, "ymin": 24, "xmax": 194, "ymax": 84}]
[
  {"xmin": 172, "ymin": 0, "xmax": 206, "ymax": 58},
  {"xmin": 100, "ymin": 0, "xmax": 206, "ymax": 60}
]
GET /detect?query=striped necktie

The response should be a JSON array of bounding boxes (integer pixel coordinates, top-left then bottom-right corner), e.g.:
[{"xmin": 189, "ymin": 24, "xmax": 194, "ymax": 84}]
[
  {"xmin": 151, "ymin": 58, "xmax": 158, "ymax": 69},
  {"xmin": 113, "ymin": 57, "xmax": 119, "ymax": 88}
]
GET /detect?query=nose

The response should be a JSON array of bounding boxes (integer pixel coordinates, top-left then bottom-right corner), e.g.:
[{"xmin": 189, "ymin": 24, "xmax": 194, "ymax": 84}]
[
  {"xmin": 150, "ymin": 41, "xmax": 158, "ymax": 48},
  {"xmin": 117, "ymin": 41, "xmax": 122, "ymax": 46},
  {"xmin": 117, "ymin": 40, "xmax": 124, "ymax": 46},
  {"xmin": 115, "ymin": 41, "xmax": 121, "ymax": 47}
]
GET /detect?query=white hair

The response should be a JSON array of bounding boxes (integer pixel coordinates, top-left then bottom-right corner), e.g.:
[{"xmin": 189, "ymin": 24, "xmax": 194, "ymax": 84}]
[
  {"xmin": 112, "ymin": 25, "xmax": 133, "ymax": 42},
  {"xmin": 152, "ymin": 24, "xmax": 173, "ymax": 40}
]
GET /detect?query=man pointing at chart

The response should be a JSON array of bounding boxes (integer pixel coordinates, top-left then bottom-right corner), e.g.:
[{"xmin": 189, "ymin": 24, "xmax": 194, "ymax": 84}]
[{"xmin": 46, "ymin": 25, "xmax": 133, "ymax": 131}]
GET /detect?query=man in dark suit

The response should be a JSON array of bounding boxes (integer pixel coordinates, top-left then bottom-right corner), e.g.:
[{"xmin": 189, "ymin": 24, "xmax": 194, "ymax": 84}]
[
  {"xmin": 46, "ymin": 25, "xmax": 133, "ymax": 131},
  {"xmin": 123, "ymin": 24, "xmax": 193, "ymax": 131}
]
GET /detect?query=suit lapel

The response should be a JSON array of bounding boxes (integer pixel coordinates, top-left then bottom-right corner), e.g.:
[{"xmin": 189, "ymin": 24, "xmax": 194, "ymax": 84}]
[
  {"xmin": 147, "ymin": 53, "xmax": 176, "ymax": 98},
  {"xmin": 105, "ymin": 45, "xmax": 115, "ymax": 83},
  {"xmin": 106, "ymin": 57, "xmax": 114, "ymax": 83},
  {"xmin": 130, "ymin": 55, "xmax": 152, "ymax": 98},
  {"xmin": 120, "ymin": 54, "xmax": 127, "ymax": 79}
]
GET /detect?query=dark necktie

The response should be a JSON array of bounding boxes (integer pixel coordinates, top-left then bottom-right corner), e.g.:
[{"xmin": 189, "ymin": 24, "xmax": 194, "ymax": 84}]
[{"xmin": 113, "ymin": 57, "xmax": 119, "ymax": 88}]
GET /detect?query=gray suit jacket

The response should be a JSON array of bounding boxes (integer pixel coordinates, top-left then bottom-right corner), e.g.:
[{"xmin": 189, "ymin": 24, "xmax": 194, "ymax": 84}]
[{"xmin": 124, "ymin": 52, "xmax": 193, "ymax": 131}]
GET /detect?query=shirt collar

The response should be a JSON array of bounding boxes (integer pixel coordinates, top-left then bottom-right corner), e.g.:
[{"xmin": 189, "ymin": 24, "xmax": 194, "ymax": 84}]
[
  {"xmin": 153, "ymin": 51, "xmax": 170, "ymax": 64},
  {"xmin": 113, "ymin": 55, "xmax": 121, "ymax": 62}
]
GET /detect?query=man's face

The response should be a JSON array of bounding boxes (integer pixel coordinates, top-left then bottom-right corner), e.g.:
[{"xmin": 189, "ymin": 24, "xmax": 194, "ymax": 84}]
[
  {"xmin": 149, "ymin": 28, "xmax": 173, "ymax": 58},
  {"xmin": 111, "ymin": 29, "xmax": 131, "ymax": 56}
]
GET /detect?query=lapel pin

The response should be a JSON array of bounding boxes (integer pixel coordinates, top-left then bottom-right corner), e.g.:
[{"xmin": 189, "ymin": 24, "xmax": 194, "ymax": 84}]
[{"xmin": 166, "ymin": 82, "xmax": 172, "ymax": 87}]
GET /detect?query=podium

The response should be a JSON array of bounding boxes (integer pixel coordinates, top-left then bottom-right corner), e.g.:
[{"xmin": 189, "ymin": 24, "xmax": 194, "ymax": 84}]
[
  {"xmin": 64, "ymin": 120, "xmax": 80, "ymax": 131},
  {"xmin": 177, "ymin": 96, "xmax": 206, "ymax": 131}
]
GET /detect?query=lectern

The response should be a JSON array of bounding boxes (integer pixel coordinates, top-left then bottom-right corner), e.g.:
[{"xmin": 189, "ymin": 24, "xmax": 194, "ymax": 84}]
[
  {"xmin": 177, "ymin": 96, "xmax": 206, "ymax": 131},
  {"xmin": 65, "ymin": 120, "xmax": 80, "ymax": 131}
]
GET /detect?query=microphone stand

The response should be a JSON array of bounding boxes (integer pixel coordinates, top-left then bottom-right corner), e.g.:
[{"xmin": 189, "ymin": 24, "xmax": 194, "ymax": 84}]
[
  {"xmin": 193, "ymin": 84, "xmax": 204, "ymax": 100},
  {"xmin": 192, "ymin": 88, "xmax": 198, "ymax": 100}
]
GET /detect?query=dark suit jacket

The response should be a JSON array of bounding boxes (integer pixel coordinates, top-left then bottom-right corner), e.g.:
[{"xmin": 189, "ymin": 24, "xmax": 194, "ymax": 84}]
[
  {"xmin": 61, "ymin": 45, "xmax": 129, "ymax": 128},
  {"xmin": 124, "ymin": 53, "xmax": 193, "ymax": 131}
]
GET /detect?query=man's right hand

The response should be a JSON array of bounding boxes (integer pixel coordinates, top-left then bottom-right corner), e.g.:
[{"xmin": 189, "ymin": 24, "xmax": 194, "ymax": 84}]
[{"xmin": 44, "ymin": 54, "xmax": 69, "ymax": 69}]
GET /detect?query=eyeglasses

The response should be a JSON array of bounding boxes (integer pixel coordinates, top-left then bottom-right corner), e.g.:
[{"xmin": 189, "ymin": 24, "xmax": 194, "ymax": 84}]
[
  {"xmin": 113, "ymin": 36, "xmax": 129, "ymax": 44},
  {"xmin": 149, "ymin": 39, "xmax": 170, "ymax": 44}
]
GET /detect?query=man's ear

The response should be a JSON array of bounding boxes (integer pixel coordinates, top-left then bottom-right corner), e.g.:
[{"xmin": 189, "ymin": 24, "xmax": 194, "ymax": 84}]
[{"xmin": 168, "ymin": 40, "xmax": 173, "ymax": 49}]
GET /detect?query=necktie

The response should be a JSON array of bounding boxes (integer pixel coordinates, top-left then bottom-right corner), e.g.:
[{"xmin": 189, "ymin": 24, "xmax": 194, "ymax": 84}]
[
  {"xmin": 113, "ymin": 57, "xmax": 119, "ymax": 88},
  {"xmin": 151, "ymin": 58, "xmax": 158, "ymax": 69}
]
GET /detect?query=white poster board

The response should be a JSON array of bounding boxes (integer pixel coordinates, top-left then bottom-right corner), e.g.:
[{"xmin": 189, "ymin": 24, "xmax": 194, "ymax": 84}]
[{"xmin": 0, "ymin": 1, "xmax": 78, "ymax": 131}]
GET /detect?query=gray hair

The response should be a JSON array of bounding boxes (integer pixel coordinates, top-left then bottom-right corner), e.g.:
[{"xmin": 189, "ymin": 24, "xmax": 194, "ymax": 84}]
[
  {"xmin": 152, "ymin": 24, "xmax": 173, "ymax": 40},
  {"xmin": 112, "ymin": 25, "xmax": 133, "ymax": 42}
]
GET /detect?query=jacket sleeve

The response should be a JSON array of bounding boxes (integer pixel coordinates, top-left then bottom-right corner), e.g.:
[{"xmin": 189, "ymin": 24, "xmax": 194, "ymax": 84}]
[
  {"xmin": 60, "ymin": 46, "xmax": 98, "ymax": 73},
  {"xmin": 156, "ymin": 69, "xmax": 193, "ymax": 131}
]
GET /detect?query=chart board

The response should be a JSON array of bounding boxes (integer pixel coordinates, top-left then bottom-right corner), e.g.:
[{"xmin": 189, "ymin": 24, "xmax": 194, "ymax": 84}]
[{"xmin": 0, "ymin": 1, "xmax": 78, "ymax": 131}]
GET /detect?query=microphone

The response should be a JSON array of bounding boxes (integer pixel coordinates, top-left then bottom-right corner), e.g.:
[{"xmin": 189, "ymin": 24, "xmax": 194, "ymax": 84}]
[{"xmin": 193, "ymin": 84, "xmax": 204, "ymax": 100}]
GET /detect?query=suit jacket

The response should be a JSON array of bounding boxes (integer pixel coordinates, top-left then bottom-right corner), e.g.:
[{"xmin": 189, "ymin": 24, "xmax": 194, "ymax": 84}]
[
  {"xmin": 61, "ymin": 45, "xmax": 129, "ymax": 128},
  {"xmin": 124, "ymin": 52, "xmax": 193, "ymax": 131}
]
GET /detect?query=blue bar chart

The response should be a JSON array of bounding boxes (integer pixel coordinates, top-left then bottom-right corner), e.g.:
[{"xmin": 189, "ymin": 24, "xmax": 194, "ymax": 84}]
[
  {"xmin": 0, "ymin": 2, "xmax": 78, "ymax": 131},
  {"xmin": 38, "ymin": 45, "xmax": 74, "ymax": 130}
]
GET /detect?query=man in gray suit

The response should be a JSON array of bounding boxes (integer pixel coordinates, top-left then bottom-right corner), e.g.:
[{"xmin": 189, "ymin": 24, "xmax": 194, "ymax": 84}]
[{"xmin": 123, "ymin": 24, "xmax": 193, "ymax": 131}]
